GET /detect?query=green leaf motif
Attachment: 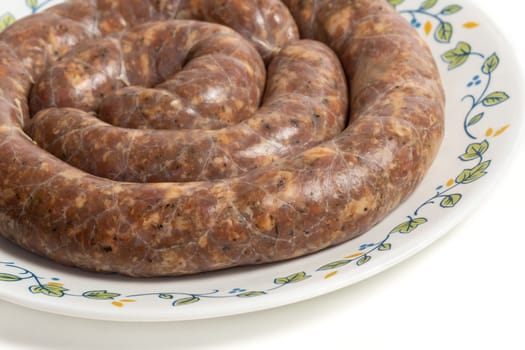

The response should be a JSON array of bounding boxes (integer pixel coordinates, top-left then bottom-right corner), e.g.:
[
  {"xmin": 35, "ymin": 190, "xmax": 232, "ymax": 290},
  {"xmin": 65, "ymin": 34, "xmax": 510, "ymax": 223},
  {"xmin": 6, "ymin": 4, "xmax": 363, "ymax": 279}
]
[
  {"xmin": 435, "ymin": 22, "xmax": 453, "ymax": 43},
  {"xmin": 82, "ymin": 290, "xmax": 121, "ymax": 300},
  {"xmin": 237, "ymin": 291, "xmax": 266, "ymax": 298},
  {"xmin": 0, "ymin": 13, "xmax": 16, "ymax": 32},
  {"xmin": 274, "ymin": 271, "xmax": 311, "ymax": 285},
  {"xmin": 390, "ymin": 218, "xmax": 428, "ymax": 234},
  {"xmin": 159, "ymin": 294, "xmax": 174, "ymax": 299},
  {"xmin": 387, "ymin": 0, "xmax": 405, "ymax": 7},
  {"xmin": 482, "ymin": 53, "xmax": 500, "ymax": 74},
  {"xmin": 317, "ymin": 259, "xmax": 351, "ymax": 271},
  {"xmin": 420, "ymin": 0, "xmax": 437, "ymax": 9},
  {"xmin": 440, "ymin": 5, "xmax": 462, "ymax": 15},
  {"xmin": 357, "ymin": 255, "xmax": 371, "ymax": 266},
  {"xmin": 440, "ymin": 194, "xmax": 462, "ymax": 208},
  {"xmin": 378, "ymin": 243, "xmax": 392, "ymax": 251},
  {"xmin": 459, "ymin": 140, "xmax": 489, "ymax": 161},
  {"xmin": 26, "ymin": 0, "xmax": 38, "ymax": 9},
  {"xmin": 456, "ymin": 160, "xmax": 491, "ymax": 184},
  {"xmin": 441, "ymin": 42, "xmax": 471, "ymax": 69},
  {"xmin": 467, "ymin": 112, "xmax": 485, "ymax": 127},
  {"xmin": 482, "ymin": 91, "xmax": 509, "ymax": 107},
  {"xmin": 29, "ymin": 284, "xmax": 68, "ymax": 298},
  {"xmin": 0, "ymin": 273, "xmax": 22, "ymax": 282},
  {"xmin": 172, "ymin": 296, "xmax": 200, "ymax": 306}
]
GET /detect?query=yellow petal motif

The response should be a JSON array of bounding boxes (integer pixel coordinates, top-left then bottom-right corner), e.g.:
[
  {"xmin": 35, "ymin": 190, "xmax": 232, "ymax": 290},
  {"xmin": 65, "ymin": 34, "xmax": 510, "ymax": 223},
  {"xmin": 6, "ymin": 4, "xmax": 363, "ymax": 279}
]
[
  {"xmin": 463, "ymin": 22, "xmax": 480, "ymax": 29},
  {"xmin": 324, "ymin": 271, "xmax": 338, "ymax": 279},
  {"xmin": 48, "ymin": 282, "xmax": 64, "ymax": 287},
  {"xmin": 344, "ymin": 252, "xmax": 364, "ymax": 259},
  {"xmin": 494, "ymin": 124, "xmax": 510, "ymax": 137},
  {"xmin": 424, "ymin": 21, "xmax": 432, "ymax": 36}
]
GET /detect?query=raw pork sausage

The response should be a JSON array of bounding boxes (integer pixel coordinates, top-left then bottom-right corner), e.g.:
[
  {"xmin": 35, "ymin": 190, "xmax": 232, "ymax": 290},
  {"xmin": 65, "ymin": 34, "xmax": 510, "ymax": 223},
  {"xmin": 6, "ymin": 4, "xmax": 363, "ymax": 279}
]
[{"xmin": 0, "ymin": 0, "xmax": 444, "ymax": 276}]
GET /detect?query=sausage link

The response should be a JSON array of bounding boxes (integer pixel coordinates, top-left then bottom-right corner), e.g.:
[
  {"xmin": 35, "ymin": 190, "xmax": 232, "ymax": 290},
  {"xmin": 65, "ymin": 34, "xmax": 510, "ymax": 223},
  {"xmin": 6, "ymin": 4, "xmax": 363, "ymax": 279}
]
[
  {"xmin": 176, "ymin": 0, "xmax": 299, "ymax": 62},
  {"xmin": 44, "ymin": 0, "xmax": 299, "ymax": 59},
  {"xmin": 28, "ymin": 39, "xmax": 347, "ymax": 182},
  {"xmin": 0, "ymin": 0, "xmax": 444, "ymax": 276},
  {"xmin": 97, "ymin": 86, "xmax": 234, "ymax": 130},
  {"xmin": 97, "ymin": 32, "xmax": 268, "ymax": 130},
  {"xmin": 0, "ymin": 12, "xmax": 94, "ymax": 100},
  {"xmin": 29, "ymin": 21, "xmax": 266, "ymax": 127},
  {"xmin": 45, "ymin": 0, "xmax": 181, "ymax": 35}
]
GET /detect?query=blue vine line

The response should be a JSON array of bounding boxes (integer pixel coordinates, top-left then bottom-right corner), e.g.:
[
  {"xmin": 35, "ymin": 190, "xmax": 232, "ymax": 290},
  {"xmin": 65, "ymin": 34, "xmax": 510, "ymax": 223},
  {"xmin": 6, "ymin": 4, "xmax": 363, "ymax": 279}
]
[
  {"xmin": 461, "ymin": 53, "xmax": 498, "ymax": 139},
  {"xmin": 0, "ymin": 260, "xmax": 312, "ymax": 306},
  {"xmin": 125, "ymin": 281, "xmax": 293, "ymax": 306},
  {"xmin": 0, "ymin": 261, "xmax": 45, "ymax": 285},
  {"xmin": 28, "ymin": 0, "xmax": 56, "ymax": 14},
  {"xmin": 392, "ymin": 0, "xmax": 463, "ymax": 43},
  {"xmin": 399, "ymin": 8, "xmax": 445, "ymax": 28}
]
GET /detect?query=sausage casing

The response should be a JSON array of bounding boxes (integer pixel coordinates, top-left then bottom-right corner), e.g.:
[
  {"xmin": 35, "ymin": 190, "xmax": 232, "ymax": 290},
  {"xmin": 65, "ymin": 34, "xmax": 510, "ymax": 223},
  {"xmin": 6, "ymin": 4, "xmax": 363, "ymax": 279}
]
[{"xmin": 0, "ymin": 0, "xmax": 444, "ymax": 276}]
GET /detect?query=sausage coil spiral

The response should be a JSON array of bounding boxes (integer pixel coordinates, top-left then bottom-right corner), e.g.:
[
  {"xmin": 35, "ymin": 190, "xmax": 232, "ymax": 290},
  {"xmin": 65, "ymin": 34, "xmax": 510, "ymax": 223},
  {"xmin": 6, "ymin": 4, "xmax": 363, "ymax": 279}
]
[{"xmin": 0, "ymin": 0, "xmax": 444, "ymax": 277}]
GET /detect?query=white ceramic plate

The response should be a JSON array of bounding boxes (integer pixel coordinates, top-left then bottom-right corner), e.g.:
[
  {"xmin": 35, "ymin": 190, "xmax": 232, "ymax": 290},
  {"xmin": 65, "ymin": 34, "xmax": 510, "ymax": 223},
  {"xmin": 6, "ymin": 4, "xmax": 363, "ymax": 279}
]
[{"xmin": 0, "ymin": 0, "xmax": 522, "ymax": 322}]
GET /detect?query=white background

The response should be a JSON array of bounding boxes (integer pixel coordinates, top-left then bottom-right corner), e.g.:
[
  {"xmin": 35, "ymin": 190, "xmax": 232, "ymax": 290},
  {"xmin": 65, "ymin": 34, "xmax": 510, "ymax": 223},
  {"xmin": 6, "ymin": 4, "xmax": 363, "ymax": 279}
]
[{"xmin": 1, "ymin": 0, "xmax": 523, "ymax": 349}]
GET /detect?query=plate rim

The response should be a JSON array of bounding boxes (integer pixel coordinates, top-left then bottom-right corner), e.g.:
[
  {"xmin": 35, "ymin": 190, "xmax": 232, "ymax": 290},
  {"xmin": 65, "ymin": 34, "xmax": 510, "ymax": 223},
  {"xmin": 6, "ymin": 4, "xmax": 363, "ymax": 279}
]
[{"xmin": 1, "ymin": 0, "xmax": 524, "ymax": 322}]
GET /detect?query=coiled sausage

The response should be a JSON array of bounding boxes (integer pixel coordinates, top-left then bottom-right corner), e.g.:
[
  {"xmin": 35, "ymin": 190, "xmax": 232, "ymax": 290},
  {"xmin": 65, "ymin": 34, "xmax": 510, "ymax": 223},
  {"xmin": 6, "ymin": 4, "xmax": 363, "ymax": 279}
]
[{"xmin": 0, "ymin": 0, "xmax": 444, "ymax": 276}]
